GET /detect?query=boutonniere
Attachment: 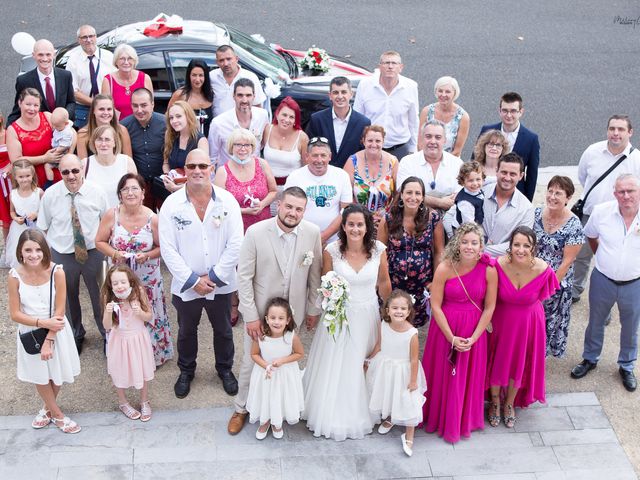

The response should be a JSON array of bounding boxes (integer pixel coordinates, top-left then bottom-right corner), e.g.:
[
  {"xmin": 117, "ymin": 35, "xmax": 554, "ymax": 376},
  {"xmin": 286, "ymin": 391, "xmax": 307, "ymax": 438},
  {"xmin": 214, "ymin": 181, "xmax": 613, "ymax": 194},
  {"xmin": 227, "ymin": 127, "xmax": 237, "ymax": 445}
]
[
  {"xmin": 301, "ymin": 251, "xmax": 314, "ymax": 267},
  {"xmin": 211, "ymin": 202, "xmax": 227, "ymax": 228}
]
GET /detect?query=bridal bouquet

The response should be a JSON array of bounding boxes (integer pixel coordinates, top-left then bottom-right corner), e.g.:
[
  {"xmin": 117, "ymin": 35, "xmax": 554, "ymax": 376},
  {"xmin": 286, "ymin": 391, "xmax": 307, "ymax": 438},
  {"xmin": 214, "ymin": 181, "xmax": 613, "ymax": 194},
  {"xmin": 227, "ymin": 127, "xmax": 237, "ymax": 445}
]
[{"xmin": 317, "ymin": 271, "xmax": 350, "ymax": 340}]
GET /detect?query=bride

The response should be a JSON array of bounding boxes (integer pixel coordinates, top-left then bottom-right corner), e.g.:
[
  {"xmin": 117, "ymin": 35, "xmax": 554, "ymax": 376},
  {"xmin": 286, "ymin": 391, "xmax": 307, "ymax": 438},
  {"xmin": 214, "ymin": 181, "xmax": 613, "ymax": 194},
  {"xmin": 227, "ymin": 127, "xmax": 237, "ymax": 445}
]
[{"xmin": 302, "ymin": 204, "xmax": 392, "ymax": 441}]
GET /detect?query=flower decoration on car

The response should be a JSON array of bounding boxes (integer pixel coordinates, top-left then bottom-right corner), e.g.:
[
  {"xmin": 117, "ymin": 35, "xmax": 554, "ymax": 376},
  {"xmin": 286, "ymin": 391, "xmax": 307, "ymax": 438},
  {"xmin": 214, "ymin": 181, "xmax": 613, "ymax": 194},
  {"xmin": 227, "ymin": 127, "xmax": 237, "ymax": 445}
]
[{"xmin": 300, "ymin": 46, "xmax": 331, "ymax": 73}]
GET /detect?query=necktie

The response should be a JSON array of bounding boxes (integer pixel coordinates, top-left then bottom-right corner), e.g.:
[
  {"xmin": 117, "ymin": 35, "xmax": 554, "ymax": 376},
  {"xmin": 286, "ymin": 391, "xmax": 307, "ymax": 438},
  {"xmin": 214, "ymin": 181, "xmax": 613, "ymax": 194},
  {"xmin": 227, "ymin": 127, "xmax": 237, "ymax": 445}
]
[
  {"xmin": 70, "ymin": 193, "xmax": 89, "ymax": 264},
  {"xmin": 88, "ymin": 55, "xmax": 99, "ymax": 97},
  {"xmin": 44, "ymin": 76, "xmax": 55, "ymax": 112}
]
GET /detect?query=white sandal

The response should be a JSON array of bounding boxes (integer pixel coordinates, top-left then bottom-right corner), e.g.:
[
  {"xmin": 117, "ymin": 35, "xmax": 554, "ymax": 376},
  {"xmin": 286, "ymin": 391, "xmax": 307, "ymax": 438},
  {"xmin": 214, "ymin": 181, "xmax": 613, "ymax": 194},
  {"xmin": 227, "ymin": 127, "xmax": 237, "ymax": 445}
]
[
  {"xmin": 31, "ymin": 408, "xmax": 51, "ymax": 429},
  {"xmin": 52, "ymin": 416, "xmax": 81, "ymax": 434},
  {"xmin": 140, "ymin": 401, "xmax": 152, "ymax": 422},
  {"xmin": 119, "ymin": 403, "xmax": 141, "ymax": 420}
]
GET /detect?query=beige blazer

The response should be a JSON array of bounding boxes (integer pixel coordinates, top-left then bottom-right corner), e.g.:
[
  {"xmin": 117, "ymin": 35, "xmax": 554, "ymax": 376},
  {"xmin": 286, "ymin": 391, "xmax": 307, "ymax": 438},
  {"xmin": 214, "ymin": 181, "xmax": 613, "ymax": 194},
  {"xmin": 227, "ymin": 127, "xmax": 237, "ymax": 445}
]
[{"xmin": 237, "ymin": 217, "xmax": 323, "ymax": 326}]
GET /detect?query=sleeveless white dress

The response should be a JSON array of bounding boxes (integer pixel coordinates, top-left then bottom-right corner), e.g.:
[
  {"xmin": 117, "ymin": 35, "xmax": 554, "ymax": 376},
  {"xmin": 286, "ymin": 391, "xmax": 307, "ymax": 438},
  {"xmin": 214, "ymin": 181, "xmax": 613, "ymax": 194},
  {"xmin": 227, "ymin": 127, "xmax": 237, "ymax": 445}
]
[
  {"xmin": 12, "ymin": 265, "xmax": 80, "ymax": 385},
  {"xmin": 302, "ymin": 240, "xmax": 384, "ymax": 441},
  {"xmin": 84, "ymin": 154, "xmax": 130, "ymax": 208},
  {"xmin": 6, "ymin": 188, "xmax": 42, "ymax": 268},
  {"xmin": 245, "ymin": 331, "xmax": 305, "ymax": 427}
]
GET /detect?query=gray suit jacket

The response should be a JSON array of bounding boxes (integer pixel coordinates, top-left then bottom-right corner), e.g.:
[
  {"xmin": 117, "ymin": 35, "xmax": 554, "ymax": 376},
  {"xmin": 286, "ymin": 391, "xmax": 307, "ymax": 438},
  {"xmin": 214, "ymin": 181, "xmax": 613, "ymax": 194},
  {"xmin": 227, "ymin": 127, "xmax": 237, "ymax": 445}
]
[{"xmin": 237, "ymin": 218, "xmax": 323, "ymax": 326}]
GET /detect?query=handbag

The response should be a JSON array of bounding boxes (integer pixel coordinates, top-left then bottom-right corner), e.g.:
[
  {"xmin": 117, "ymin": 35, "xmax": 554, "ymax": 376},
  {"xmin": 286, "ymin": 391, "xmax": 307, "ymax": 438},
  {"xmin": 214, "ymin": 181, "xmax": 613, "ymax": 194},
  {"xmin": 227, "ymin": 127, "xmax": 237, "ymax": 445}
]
[
  {"xmin": 19, "ymin": 264, "xmax": 56, "ymax": 355},
  {"xmin": 571, "ymin": 148, "xmax": 634, "ymax": 220}
]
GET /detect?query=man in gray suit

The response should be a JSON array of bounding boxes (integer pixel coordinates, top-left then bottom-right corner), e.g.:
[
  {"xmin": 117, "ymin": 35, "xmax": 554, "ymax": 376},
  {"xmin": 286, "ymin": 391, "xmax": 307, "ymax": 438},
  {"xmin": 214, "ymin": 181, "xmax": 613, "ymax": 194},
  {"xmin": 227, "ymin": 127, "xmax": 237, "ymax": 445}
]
[{"xmin": 228, "ymin": 186, "xmax": 323, "ymax": 434}]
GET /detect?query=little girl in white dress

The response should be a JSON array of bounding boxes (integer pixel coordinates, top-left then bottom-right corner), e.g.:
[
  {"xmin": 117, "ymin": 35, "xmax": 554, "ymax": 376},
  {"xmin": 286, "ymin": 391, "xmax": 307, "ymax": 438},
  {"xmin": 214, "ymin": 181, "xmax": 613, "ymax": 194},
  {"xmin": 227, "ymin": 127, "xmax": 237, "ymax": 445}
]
[
  {"xmin": 246, "ymin": 297, "xmax": 305, "ymax": 440},
  {"xmin": 366, "ymin": 289, "xmax": 427, "ymax": 456}
]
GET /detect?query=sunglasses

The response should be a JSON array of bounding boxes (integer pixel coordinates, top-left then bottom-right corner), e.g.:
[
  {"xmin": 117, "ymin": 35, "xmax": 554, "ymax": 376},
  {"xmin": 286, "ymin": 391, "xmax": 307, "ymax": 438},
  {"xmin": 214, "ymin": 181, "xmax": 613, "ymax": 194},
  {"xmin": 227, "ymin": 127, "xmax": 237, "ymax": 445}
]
[
  {"xmin": 60, "ymin": 168, "xmax": 81, "ymax": 176},
  {"xmin": 184, "ymin": 163, "xmax": 211, "ymax": 170},
  {"xmin": 309, "ymin": 136, "xmax": 329, "ymax": 146}
]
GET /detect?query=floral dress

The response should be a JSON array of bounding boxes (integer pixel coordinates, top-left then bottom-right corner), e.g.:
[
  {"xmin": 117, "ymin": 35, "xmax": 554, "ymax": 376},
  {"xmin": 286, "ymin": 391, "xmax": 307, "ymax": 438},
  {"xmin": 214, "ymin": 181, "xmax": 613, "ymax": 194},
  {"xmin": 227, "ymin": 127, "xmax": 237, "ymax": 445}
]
[
  {"xmin": 533, "ymin": 208, "xmax": 585, "ymax": 358},
  {"xmin": 426, "ymin": 104, "xmax": 466, "ymax": 153},
  {"xmin": 351, "ymin": 154, "xmax": 396, "ymax": 223},
  {"xmin": 110, "ymin": 208, "xmax": 174, "ymax": 366},
  {"xmin": 385, "ymin": 209, "xmax": 441, "ymax": 327}
]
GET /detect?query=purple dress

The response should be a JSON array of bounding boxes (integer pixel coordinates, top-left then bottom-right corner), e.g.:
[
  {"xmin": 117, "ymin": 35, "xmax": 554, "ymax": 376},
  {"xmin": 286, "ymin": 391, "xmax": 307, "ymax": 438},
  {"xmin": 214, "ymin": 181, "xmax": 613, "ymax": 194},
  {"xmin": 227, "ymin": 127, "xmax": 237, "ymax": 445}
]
[
  {"xmin": 486, "ymin": 263, "xmax": 559, "ymax": 408},
  {"xmin": 422, "ymin": 253, "xmax": 492, "ymax": 443}
]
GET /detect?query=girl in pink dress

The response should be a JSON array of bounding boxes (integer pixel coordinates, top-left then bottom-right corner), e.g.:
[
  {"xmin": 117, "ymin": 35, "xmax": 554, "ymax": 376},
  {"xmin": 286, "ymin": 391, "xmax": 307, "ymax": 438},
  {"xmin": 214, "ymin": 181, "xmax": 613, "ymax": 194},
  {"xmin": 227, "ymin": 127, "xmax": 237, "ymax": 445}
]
[
  {"xmin": 422, "ymin": 223, "xmax": 497, "ymax": 443},
  {"xmin": 486, "ymin": 226, "xmax": 559, "ymax": 428},
  {"xmin": 102, "ymin": 265, "xmax": 156, "ymax": 422}
]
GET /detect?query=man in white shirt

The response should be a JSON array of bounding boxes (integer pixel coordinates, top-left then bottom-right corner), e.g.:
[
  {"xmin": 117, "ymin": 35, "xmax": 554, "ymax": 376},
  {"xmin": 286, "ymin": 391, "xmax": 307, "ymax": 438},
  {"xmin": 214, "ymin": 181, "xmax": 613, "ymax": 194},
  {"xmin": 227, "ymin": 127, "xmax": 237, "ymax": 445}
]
[
  {"xmin": 482, "ymin": 153, "xmax": 535, "ymax": 257},
  {"xmin": 210, "ymin": 45, "xmax": 266, "ymax": 117},
  {"xmin": 571, "ymin": 174, "xmax": 640, "ymax": 392},
  {"xmin": 159, "ymin": 149, "xmax": 244, "ymax": 399},
  {"xmin": 65, "ymin": 25, "xmax": 114, "ymax": 128},
  {"xmin": 396, "ymin": 121, "xmax": 462, "ymax": 212},
  {"xmin": 37, "ymin": 154, "xmax": 108, "ymax": 353},
  {"xmin": 284, "ymin": 138, "xmax": 353, "ymax": 244},
  {"xmin": 353, "ymin": 50, "xmax": 419, "ymax": 160},
  {"xmin": 572, "ymin": 115, "xmax": 640, "ymax": 302},
  {"xmin": 208, "ymin": 78, "xmax": 269, "ymax": 168}
]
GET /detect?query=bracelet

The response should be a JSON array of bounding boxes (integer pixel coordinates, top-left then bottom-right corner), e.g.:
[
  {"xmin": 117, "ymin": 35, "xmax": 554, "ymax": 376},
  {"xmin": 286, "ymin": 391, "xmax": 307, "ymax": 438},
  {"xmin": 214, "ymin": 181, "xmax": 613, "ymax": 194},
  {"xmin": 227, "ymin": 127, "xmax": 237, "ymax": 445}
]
[{"xmin": 36, "ymin": 318, "xmax": 40, "ymax": 328}]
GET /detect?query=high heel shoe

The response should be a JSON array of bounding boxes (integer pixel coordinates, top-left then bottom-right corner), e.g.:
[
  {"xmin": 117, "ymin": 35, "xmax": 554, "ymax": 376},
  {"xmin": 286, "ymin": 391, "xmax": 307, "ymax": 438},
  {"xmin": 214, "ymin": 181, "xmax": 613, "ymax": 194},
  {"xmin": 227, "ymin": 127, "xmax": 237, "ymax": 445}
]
[
  {"xmin": 488, "ymin": 396, "xmax": 501, "ymax": 427},
  {"xmin": 504, "ymin": 404, "xmax": 516, "ymax": 429}
]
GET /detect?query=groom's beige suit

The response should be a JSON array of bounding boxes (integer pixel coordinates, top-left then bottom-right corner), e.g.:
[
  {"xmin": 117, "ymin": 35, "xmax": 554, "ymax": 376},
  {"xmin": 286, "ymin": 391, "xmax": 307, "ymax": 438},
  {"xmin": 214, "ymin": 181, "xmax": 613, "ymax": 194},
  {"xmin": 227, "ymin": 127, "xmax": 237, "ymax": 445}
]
[{"xmin": 234, "ymin": 217, "xmax": 323, "ymax": 412}]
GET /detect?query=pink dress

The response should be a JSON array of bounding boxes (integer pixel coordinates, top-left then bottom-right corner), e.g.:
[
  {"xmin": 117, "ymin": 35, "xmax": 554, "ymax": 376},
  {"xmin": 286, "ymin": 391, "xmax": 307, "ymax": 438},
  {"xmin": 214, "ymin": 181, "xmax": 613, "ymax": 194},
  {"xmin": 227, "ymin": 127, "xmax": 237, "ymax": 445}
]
[
  {"xmin": 422, "ymin": 253, "xmax": 492, "ymax": 443},
  {"xmin": 105, "ymin": 71, "xmax": 146, "ymax": 120},
  {"xmin": 106, "ymin": 303, "xmax": 156, "ymax": 389},
  {"xmin": 224, "ymin": 158, "xmax": 271, "ymax": 231},
  {"xmin": 486, "ymin": 263, "xmax": 559, "ymax": 408}
]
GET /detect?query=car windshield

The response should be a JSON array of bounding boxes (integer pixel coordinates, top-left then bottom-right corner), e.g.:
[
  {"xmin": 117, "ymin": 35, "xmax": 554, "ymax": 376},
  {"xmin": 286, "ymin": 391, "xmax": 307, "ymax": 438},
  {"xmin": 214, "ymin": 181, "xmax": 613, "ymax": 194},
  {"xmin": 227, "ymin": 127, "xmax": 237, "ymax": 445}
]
[{"xmin": 225, "ymin": 25, "xmax": 291, "ymax": 81}]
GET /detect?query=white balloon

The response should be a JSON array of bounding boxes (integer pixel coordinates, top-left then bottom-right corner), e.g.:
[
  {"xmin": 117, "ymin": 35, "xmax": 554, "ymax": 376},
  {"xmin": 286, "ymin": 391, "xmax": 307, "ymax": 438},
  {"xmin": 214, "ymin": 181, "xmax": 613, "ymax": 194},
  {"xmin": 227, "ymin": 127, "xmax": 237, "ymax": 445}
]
[{"xmin": 11, "ymin": 32, "xmax": 36, "ymax": 56}]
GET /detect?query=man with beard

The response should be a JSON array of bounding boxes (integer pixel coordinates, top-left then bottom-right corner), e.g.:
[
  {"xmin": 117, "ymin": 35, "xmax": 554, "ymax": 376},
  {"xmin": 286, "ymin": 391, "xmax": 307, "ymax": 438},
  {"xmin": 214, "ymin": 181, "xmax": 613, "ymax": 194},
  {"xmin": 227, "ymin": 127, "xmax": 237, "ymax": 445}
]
[
  {"xmin": 227, "ymin": 186, "xmax": 323, "ymax": 434},
  {"xmin": 482, "ymin": 152, "xmax": 535, "ymax": 257},
  {"xmin": 208, "ymin": 78, "xmax": 269, "ymax": 168}
]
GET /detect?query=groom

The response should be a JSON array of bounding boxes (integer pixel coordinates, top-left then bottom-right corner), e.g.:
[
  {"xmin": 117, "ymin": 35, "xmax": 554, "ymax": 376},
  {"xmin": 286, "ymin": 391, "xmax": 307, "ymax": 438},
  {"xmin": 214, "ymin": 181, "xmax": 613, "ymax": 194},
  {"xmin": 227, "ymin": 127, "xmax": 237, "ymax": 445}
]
[{"xmin": 228, "ymin": 186, "xmax": 323, "ymax": 434}]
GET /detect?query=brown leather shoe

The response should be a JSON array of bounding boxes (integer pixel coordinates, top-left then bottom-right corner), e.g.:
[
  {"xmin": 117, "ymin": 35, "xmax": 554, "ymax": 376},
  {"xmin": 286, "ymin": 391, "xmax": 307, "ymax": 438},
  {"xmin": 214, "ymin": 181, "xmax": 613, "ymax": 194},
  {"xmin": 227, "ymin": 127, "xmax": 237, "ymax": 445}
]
[{"xmin": 228, "ymin": 412, "xmax": 247, "ymax": 435}]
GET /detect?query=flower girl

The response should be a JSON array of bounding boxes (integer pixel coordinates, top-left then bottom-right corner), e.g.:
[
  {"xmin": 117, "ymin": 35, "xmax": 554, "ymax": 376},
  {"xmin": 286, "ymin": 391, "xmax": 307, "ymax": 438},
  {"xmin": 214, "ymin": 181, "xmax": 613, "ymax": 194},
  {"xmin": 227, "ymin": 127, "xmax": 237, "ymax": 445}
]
[
  {"xmin": 246, "ymin": 297, "xmax": 305, "ymax": 440},
  {"xmin": 102, "ymin": 265, "xmax": 156, "ymax": 421},
  {"xmin": 366, "ymin": 289, "xmax": 427, "ymax": 456}
]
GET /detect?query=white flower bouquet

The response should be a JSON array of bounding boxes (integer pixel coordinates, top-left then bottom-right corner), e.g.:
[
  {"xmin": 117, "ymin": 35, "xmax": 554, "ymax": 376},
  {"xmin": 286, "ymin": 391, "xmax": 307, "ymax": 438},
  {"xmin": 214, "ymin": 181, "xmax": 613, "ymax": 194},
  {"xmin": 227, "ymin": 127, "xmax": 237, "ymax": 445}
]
[
  {"xmin": 300, "ymin": 47, "xmax": 331, "ymax": 73},
  {"xmin": 317, "ymin": 271, "xmax": 350, "ymax": 340}
]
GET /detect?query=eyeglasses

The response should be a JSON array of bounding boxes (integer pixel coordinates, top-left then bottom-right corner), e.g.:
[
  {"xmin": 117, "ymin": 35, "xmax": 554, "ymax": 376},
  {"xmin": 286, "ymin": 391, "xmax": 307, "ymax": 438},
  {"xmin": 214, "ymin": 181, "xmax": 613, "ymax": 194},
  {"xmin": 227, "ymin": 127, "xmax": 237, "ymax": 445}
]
[
  {"xmin": 120, "ymin": 186, "xmax": 141, "ymax": 193},
  {"xmin": 500, "ymin": 108, "xmax": 520, "ymax": 115},
  {"xmin": 184, "ymin": 163, "xmax": 211, "ymax": 170},
  {"xmin": 60, "ymin": 168, "xmax": 81, "ymax": 176},
  {"xmin": 487, "ymin": 142, "xmax": 503, "ymax": 149},
  {"xmin": 233, "ymin": 143, "xmax": 252, "ymax": 149},
  {"xmin": 95, "ymin": 138, "xmax": 114, "ymax": 144},
  {"xmin": 118, "ymin": 57, "xmax": 134, "ymax": 63},
  {"xmin": 309, "ymin": 137, "xmax": 329, "ymax": 146},
  {"xmin": 79, "ymin": 34, "xmax": 96, "ymax": 41}
]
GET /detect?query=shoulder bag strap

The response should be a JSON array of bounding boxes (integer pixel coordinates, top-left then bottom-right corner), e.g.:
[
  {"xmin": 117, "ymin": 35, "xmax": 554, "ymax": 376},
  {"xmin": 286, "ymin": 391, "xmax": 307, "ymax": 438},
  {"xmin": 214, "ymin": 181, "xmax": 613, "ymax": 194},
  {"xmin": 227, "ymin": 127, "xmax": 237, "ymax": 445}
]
[
  {"xmin": 451, "ymin": 262, "xmax": 482, "ymax": 313},
  {"xmin": 49, "ymin": 263, "xmax": 57, "ymax": 317},
  {"xmin": 582, "ymin": 147, "xmax": 635, "ymax": 202}
]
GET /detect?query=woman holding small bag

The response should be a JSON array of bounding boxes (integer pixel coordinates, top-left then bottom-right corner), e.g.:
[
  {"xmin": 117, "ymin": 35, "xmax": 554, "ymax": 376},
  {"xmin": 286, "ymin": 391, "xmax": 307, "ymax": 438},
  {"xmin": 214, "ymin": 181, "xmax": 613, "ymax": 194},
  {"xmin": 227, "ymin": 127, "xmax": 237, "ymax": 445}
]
[{"xmin": 8, "ymin": 229, "xmax": 81, "ymax": 433}]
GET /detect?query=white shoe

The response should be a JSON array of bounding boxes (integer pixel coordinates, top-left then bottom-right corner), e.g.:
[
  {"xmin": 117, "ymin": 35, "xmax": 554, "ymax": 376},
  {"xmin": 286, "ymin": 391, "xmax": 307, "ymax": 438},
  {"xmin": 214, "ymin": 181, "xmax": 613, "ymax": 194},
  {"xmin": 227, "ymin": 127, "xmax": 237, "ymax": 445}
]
[
  {"xmin": 271, "ymin": 425, "xmax": 283, "ymax": 439},
  {"xmin": 378, "ymin": 420, "xmax": 394, "ymax": 435},
  {"xmin": 401, "ymin": 433, "xmax": 413, "ymax": 457},
  {"xmin": 256, "ymin": 423, "xmax": 270, "ymax": 440}
]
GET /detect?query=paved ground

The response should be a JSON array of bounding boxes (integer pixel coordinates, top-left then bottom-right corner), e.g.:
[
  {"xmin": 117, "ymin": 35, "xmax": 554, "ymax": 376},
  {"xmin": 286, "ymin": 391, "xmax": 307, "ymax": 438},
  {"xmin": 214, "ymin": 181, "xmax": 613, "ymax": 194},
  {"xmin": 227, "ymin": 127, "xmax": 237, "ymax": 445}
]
[{"xmin": 0, "ymin": 392, "xmax": 636, "ymax": 479}]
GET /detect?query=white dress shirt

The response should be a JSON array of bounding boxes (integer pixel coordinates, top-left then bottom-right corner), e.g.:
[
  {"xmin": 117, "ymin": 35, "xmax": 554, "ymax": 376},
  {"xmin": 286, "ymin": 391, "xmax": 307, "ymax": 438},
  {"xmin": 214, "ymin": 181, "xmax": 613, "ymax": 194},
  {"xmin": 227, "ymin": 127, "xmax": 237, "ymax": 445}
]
[
  {"xmin": 396, "ymin": 150, "xmax": 463, "ymax": 196},
  {"xmin": 482, "ymin": 183, "xmax": 535, "ymax": 257},
  {"xmin": 277, "ymin": 223, "xmax": 298, "ymax": 297},
  {"xmin": 210, "ymin": 67, "xmax": 267, "ymax": 117},
  {"xmin": 501, "ymin": 122, "xmax": 521, "ymax": 150},
  {"xmin": 584, "ymin": 200, "xmax": 640, "ymax": 281},
  {"xmin": 332, "ymin": 107, "xmax": 352, "ymax": 152},
  {"xmin": 578, "ymin": 141, "xmax": 640, "ymax": 215},
  {"xmin": 353, "ymin": 70, "xmax": 419, "ymax": 151},
  {"xmin": 158, "ymin": 185, "xmax": 244, "ymax": 301},
  {"xmin": 37, "ymin": 179, "xmax": 108, "ymax": 253},
  {"xmin": 208, "ymin": 107, "xmax": 269, "ymax": 168},
  {"xmin": 37, "ymin": 69, "xmax": 55, "ymax": 98},
  {"xmin": 65, "ymin": 47, "xmax": 114, "ymax": 98}
]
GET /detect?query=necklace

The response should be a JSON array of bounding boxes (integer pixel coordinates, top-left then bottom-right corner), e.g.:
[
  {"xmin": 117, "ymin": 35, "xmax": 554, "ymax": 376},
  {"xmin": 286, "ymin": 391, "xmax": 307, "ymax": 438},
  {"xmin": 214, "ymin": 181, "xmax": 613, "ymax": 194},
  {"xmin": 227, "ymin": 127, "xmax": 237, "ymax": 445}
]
[
  {"xmin": 543, "ymin": 210, "xmax": 565, "ymax": 230},
  {"xmin": 363, "ymin": 152, "xmax": 384, "ymax": 184}
]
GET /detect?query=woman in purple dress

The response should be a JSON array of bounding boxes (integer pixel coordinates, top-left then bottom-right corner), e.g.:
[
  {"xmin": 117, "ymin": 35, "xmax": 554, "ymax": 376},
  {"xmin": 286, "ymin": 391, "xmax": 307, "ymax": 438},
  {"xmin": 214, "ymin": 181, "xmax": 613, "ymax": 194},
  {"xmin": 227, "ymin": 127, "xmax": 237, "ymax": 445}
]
[
  {"xmin": 486, "ymin": 226, "xmax": 559, "ymax": 428},
  {"xmin": 421, "ymin": 222, "xmax": 497, "ymax": 443}
]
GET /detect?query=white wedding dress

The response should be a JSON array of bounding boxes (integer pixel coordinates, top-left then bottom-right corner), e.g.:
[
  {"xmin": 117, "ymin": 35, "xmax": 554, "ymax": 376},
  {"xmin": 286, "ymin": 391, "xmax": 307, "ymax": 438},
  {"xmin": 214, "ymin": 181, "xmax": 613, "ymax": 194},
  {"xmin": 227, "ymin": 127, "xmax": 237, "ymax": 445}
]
[{"xmin": 302, "ymin": 240, "xmax": 384, "ymax": 441}]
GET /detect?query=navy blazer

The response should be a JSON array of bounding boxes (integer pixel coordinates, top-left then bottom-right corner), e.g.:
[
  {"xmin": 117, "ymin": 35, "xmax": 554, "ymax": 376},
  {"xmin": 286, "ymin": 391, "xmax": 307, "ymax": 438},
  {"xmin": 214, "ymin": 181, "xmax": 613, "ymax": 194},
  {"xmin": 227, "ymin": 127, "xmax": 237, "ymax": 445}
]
[
  {"xmin": 478, "ymin": 122, "xmax": 540, "ymax": 201},
  {"xmin": 7, "ymin": 68, "xmax": 76, "ymax": 126},
  {"xmin": 306, "ymin": 107, "xmax": 371, "ymax": 168}
]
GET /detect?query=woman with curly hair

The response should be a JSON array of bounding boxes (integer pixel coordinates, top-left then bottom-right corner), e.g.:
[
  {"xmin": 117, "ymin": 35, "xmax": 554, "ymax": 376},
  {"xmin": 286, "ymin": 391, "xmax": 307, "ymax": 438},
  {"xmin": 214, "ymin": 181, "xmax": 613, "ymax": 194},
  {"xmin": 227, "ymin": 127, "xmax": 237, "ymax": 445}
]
[
  {"xmin": 303, "ymin": 204, "xmax": 392, "ymax": 441},
  {"xmin": 472, "ymin": 129, "xmax": 510, "ymax": 186},
  {"xmin": 377, "ymin": 176, "xmax": 444, "ymax": 327},
  {"xmin": 421, "ymin": 222, "xmax": 497, "ymax": 443}
]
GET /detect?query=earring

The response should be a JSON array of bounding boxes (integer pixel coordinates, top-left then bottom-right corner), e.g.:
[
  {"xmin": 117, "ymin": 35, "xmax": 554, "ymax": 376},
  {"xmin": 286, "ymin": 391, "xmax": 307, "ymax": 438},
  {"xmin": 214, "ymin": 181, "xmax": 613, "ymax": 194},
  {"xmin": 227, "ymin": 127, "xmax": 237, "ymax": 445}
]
[
  {"xmin": 398, "ymin": 199, "xmax": 404, "ymax": 208},
  {"xmin": 418, "ymin": 203, "xmax": 425, "ymax": 212},
  {"xmin": 506, "ymin": 248, "xmax": 512, "ymax": 262}
]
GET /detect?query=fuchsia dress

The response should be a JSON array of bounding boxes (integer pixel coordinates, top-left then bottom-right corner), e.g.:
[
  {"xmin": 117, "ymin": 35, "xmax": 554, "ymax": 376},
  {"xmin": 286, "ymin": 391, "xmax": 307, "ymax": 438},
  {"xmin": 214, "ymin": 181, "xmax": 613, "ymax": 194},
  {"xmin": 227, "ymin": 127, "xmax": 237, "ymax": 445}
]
[
  {"xmin": 486, "ymin": 263, "xmax": 559, "ymax": 408},
  {"xmin": 105, "ymin": 71, "xmax": 146, "ymax": 120},
  {"xmin": 224, "ymin": 158, "xmax": 271, "ymax": 231},
  {"xmin": 422, "ymin": 253, "xmax": 493, "ymax": 443}
]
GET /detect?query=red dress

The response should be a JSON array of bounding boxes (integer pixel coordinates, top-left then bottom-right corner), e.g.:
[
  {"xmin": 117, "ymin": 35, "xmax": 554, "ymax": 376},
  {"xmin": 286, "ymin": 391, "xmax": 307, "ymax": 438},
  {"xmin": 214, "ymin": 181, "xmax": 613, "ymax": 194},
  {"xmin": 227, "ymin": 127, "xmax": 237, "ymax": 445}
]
[
  {"xmin": 0, "ymin": 145, "xmax": 12, "ymax": 227},
  {"xmin": 224, "ymin": 158, "xmax": 271, "ymax": 231},
  {"xmin": 422, "ymin": 253, "xmax": 492, "ymax": 443},
  {"xmin": 105, "ymin": 71, "xmax": 146, "ymax": 120},
  {"xmin": 9, "ymin": 113, "xmax": 61, "ymax": 188},
  {"xmin": 486, "ymin": 263, "xmax": 559, "ymax": 408}
]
